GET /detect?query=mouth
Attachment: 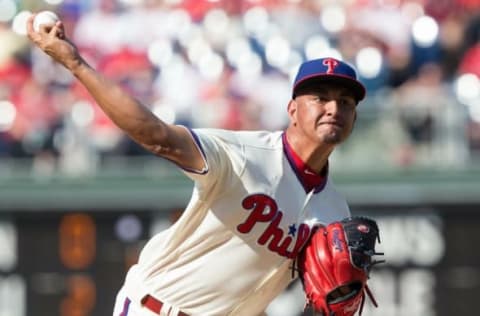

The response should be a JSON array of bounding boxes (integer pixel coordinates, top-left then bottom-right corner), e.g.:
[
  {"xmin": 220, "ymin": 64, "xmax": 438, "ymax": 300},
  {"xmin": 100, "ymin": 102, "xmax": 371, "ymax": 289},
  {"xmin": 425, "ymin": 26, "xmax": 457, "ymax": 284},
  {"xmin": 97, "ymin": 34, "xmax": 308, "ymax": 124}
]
[{"xmin": 318, "ymin": 121, "xmax": 344, "ymax": 128}]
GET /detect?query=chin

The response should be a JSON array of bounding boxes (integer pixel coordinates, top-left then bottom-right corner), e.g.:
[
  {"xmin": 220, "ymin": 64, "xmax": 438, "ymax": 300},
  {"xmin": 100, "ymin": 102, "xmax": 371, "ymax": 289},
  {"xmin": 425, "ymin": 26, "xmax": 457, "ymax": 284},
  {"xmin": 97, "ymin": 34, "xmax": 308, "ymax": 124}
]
[
  {"xmin": 316, "ymin": 126, "xmax": 349, "ymax": 144},
  {"xmin": 319, "ymin": 131, "xmax": 345, "ymax": 144},
  {"xmin": 323, "ymin": 136, "xmax": 343, "ymax": 145}
]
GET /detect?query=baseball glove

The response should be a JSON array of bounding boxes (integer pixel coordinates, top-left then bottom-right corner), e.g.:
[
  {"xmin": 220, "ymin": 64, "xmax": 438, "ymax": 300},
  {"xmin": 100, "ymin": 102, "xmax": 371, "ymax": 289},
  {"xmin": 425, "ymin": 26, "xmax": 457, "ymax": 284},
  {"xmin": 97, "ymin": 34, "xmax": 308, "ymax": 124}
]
[{"xmin": 296, "ymin": 217, "xmax": 384, "ymax": 316}]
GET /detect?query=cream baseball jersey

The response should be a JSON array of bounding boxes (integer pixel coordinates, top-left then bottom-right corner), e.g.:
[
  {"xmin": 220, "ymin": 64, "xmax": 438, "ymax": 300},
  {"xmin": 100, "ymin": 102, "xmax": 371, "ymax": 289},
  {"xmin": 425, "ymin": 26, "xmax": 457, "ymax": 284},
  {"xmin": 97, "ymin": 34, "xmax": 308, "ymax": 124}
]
[{"xmin": 115, "ymin": 128, "xmax": 351, "ymax": 316}]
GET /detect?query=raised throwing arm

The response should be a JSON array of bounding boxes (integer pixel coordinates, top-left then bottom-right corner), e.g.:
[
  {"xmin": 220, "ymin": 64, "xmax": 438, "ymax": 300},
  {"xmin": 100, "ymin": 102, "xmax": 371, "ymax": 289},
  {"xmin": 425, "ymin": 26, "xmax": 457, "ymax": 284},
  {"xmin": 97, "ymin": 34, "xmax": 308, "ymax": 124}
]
[{"xmin": 26, "ymin": 13, "xmax": 205, "ymax": 172}]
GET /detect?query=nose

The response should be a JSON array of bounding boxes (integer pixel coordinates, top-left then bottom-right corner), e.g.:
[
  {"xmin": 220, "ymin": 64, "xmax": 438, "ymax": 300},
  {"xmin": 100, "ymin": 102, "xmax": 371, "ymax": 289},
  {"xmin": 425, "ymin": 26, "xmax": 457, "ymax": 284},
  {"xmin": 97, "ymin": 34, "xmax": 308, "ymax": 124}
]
[{"xmin": 324, "ymin": 99, "xmax": 340, "ymax": 116}]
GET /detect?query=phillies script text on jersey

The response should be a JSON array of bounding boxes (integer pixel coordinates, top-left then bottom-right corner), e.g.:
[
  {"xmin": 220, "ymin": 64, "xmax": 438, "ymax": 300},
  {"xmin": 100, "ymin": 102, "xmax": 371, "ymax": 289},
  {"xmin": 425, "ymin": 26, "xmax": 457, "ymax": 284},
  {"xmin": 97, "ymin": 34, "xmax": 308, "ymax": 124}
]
[{"xmin": 237, "ymin": 194, "xmax": 311, "ymax": 259}]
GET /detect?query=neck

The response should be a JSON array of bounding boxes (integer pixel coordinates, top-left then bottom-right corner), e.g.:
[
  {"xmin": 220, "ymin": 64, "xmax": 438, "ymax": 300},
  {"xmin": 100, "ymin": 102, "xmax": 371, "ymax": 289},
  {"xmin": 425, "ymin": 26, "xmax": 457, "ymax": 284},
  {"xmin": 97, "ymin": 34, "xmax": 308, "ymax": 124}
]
[{"xmin": 285, "ymin": 127, "xmax": 335, "ymax": 173}]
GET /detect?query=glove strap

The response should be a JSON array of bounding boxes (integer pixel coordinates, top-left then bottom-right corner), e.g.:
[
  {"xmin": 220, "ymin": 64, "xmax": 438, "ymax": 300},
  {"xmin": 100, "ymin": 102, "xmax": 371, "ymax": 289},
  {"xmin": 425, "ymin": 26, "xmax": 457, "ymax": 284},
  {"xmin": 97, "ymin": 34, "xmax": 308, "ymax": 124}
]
[{"xmin": 365, "ymin": 285, "xmax": 378, "ymax": 308}]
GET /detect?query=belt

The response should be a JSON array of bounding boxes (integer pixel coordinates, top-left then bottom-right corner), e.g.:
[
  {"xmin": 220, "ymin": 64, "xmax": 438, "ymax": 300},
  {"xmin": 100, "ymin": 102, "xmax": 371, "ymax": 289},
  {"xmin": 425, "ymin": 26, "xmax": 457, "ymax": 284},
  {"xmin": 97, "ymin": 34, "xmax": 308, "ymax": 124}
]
[{"xmin": 141, "ymin": 295, "xmax": 189, "ymax": 316}]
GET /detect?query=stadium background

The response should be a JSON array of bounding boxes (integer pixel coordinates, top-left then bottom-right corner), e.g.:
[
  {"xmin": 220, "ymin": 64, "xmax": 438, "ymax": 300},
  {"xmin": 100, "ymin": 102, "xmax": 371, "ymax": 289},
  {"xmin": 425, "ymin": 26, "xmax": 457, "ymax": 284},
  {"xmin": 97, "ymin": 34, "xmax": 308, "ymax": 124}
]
[{"xmin": 1, "ymin": 0, "xmax": 480, "ymax": 315}]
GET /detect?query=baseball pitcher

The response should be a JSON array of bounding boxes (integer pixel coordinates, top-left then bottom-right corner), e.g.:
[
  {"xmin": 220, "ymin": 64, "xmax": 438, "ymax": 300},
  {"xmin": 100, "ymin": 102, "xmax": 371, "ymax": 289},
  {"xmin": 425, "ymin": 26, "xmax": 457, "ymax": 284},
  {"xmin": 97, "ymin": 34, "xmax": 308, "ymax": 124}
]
[{"xmin": 26, "ymin": 13, "xmax": 383, "ymax": 316}]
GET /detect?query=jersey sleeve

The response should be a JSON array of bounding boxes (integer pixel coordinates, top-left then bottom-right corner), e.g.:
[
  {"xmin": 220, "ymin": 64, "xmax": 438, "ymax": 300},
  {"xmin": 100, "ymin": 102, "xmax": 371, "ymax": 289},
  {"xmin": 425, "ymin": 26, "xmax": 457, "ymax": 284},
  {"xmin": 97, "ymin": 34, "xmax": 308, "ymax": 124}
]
[{"xmin": 182, "ymin": 128, "xmax": 246, "ymax": 195}]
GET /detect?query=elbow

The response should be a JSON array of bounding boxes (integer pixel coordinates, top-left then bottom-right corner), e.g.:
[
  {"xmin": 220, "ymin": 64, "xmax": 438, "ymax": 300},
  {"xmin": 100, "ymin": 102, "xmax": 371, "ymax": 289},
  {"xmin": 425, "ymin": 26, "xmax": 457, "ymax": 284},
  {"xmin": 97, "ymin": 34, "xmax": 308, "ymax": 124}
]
[
  {"xmin": 135, "ymin": 124, "xmax": 178, "ymax": 156},
  {"xmin": 143, "ymin": 143, "xmax": 183, "ymax": 159}
]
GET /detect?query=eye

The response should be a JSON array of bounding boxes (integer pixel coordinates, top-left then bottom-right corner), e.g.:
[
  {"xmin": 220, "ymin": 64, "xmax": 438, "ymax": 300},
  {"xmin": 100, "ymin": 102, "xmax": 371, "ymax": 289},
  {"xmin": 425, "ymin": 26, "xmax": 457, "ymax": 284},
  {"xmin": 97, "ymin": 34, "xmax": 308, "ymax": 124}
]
[
  {"xmin": 312, "ymin": 95, "xmax": 329, "ymax": 104},
  {"xmin": 339, "ymin": 98, "xmax": 356, "ymax": 108}
]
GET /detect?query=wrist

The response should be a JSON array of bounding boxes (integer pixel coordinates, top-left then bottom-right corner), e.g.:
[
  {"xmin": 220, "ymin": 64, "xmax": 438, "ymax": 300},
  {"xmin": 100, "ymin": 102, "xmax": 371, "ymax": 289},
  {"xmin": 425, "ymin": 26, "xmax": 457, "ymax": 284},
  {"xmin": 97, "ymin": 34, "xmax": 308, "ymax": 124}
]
[{"xmin": 67, "ymin": 56, "xmax": 88, "ymax": 76}]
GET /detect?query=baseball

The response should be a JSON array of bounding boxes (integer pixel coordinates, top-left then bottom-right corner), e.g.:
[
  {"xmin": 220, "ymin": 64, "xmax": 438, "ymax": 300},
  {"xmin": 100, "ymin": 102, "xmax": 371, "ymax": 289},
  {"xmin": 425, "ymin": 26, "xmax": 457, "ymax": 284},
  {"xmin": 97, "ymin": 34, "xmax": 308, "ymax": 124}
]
[{"xmin": 33, "ymin": 11, "xmax": 59, "ymax": 32}]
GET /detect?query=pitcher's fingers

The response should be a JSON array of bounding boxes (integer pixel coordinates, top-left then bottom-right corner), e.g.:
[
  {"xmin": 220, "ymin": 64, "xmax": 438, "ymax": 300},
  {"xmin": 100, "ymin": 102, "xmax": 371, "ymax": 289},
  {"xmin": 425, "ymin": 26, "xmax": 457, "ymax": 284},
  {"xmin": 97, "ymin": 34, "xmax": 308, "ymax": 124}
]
[
  {"xmin": 49, "ymin": 22, "xmax": 63, "ymax": 39},
  {"xmin": 26, "ymin": 14, "xmax": 37, "ymax": 38},
  {"xmin": 51, "ymin": 21, "xmax": 65, "ymax": 39}
]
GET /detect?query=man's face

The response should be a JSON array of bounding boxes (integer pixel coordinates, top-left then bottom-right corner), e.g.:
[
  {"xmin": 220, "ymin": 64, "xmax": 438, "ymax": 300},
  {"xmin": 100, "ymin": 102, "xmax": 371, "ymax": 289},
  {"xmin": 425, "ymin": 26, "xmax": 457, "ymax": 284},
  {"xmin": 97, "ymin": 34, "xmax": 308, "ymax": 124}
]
[{"xmin": 289, "ymin": 82, "xmax": 357, "ymax": 145}]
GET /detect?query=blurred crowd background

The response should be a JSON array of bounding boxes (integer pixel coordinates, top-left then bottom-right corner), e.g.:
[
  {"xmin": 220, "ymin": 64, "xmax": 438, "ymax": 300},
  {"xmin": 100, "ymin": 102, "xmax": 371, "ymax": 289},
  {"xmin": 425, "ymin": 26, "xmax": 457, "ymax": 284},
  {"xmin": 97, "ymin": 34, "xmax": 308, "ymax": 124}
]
[
  {"xmin": 2, "ymin": 1, "xmax": 480, "ymax": 316},
  {"xmin": 1, "ymin": 0, "xmax": 480, "ymax": 176}
]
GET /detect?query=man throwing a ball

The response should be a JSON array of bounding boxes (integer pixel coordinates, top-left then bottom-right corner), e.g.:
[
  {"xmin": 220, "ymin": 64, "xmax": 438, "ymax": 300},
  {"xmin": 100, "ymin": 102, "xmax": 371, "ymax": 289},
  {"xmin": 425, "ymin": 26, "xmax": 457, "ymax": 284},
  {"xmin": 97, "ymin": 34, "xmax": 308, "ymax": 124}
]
[{"xmin": 27, "ymin": 11, "xmax": 370, "ymax": 316}]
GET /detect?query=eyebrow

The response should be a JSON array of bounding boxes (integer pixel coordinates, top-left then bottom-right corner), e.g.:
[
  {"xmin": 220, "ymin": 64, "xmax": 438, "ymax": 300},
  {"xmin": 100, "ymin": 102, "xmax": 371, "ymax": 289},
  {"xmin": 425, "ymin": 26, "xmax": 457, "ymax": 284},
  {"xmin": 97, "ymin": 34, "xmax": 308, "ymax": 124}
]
[{"xmin": 300, "ymin": 86, "xmax": 355, "ymax": 100}]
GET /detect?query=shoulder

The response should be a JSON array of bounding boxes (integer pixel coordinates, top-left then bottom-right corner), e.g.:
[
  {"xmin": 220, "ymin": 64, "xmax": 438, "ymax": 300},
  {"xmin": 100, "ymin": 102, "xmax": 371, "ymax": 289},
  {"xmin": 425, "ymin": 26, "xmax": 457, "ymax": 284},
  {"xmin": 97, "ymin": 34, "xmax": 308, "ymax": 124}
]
[
  {"xmin": 192, "ymin": 128, "xmax": 283, "ymax": 149},
  {"xmin": 184, "ymin": 129, "xmax": 283, "ymax": 187}
]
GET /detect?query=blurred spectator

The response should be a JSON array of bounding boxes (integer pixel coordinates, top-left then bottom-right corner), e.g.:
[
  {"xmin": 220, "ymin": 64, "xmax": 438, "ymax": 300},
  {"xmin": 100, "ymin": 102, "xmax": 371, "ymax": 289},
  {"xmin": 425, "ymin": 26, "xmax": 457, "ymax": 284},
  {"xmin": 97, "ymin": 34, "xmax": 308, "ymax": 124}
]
[
  {"xmin": 388, "ymin": 62, "xmax": 467, "ymax": 167},
  {"xmin": 459, "ymin": 44, "xmax": 480, "ymax": 78},
  {"xmin": 73, "ymin": 0, "xmax": 127, "ymax": 55}
]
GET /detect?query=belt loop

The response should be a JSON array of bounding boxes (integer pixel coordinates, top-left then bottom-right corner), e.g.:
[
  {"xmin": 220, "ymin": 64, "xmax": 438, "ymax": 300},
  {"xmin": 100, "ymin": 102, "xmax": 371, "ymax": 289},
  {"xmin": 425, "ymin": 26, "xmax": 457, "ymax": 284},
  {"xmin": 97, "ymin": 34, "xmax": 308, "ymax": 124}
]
[
  {"xmin": 168, "ymin": 306, "xmax": 179, "ymax": 316},
  {"xmin": 160, "ymin": 301, "xmax": 173, "ymax": 316}
]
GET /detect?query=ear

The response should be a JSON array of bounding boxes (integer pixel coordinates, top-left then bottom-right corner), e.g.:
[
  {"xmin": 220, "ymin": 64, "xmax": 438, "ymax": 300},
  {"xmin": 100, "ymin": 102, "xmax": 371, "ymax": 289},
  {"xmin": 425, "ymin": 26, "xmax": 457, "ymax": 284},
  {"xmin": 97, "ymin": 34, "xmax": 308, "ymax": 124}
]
[{"xmin": 287, "ymin": 99, "xmax": 297, "ymax": 123}]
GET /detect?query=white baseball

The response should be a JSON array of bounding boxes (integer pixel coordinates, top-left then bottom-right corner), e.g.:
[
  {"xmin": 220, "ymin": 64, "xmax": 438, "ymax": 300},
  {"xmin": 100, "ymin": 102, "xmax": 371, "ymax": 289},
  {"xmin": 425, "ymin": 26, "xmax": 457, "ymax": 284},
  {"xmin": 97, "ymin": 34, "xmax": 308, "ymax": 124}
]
[{"xmin": 33, "ymin": 11, "xmax": 59, "ymax": 32}]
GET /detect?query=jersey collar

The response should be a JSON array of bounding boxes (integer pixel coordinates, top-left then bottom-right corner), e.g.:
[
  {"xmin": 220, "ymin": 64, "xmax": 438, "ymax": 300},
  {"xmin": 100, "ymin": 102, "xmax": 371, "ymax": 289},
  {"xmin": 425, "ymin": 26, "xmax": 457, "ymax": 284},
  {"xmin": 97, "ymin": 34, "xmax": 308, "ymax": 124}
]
[{"xmin": 282, "ymin": 133, "xmax": 328, "ymax": 194}]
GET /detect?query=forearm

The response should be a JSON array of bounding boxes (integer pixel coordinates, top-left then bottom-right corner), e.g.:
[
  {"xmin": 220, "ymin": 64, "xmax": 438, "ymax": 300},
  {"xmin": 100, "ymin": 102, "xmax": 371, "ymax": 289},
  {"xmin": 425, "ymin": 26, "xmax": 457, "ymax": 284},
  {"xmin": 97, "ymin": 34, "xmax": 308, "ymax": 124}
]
[
  {"xmin": 26, "ymin": 14, "xmax": 163, "ymax": 147},
  {"xmin": 27, "ymin": 15, "xmax": 203, "ymax": 169},
  {"xmin": 69, "ymin": 58, "xmax": 165, "ymax": 146},
  {"xmin": 67, "ymin": 58, "xmax": 204, "ymax": 169}
]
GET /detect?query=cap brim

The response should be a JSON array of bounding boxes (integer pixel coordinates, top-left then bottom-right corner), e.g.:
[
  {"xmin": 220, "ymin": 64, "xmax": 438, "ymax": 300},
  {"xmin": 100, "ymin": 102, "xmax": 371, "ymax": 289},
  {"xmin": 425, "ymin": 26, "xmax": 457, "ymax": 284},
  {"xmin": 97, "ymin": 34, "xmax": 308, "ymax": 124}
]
[{"xmin": 293, "ymin": 75, "xmax": 366, "ymax": 102}]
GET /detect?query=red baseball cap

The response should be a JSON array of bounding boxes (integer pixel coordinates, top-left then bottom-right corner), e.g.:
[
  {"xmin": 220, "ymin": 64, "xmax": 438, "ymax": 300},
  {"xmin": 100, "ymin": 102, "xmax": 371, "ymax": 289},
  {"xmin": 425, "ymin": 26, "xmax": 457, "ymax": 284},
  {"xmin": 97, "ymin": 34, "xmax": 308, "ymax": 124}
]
[{"xmin": 292, "ymin": 57, "xmax": 366, "ymax": 102}]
